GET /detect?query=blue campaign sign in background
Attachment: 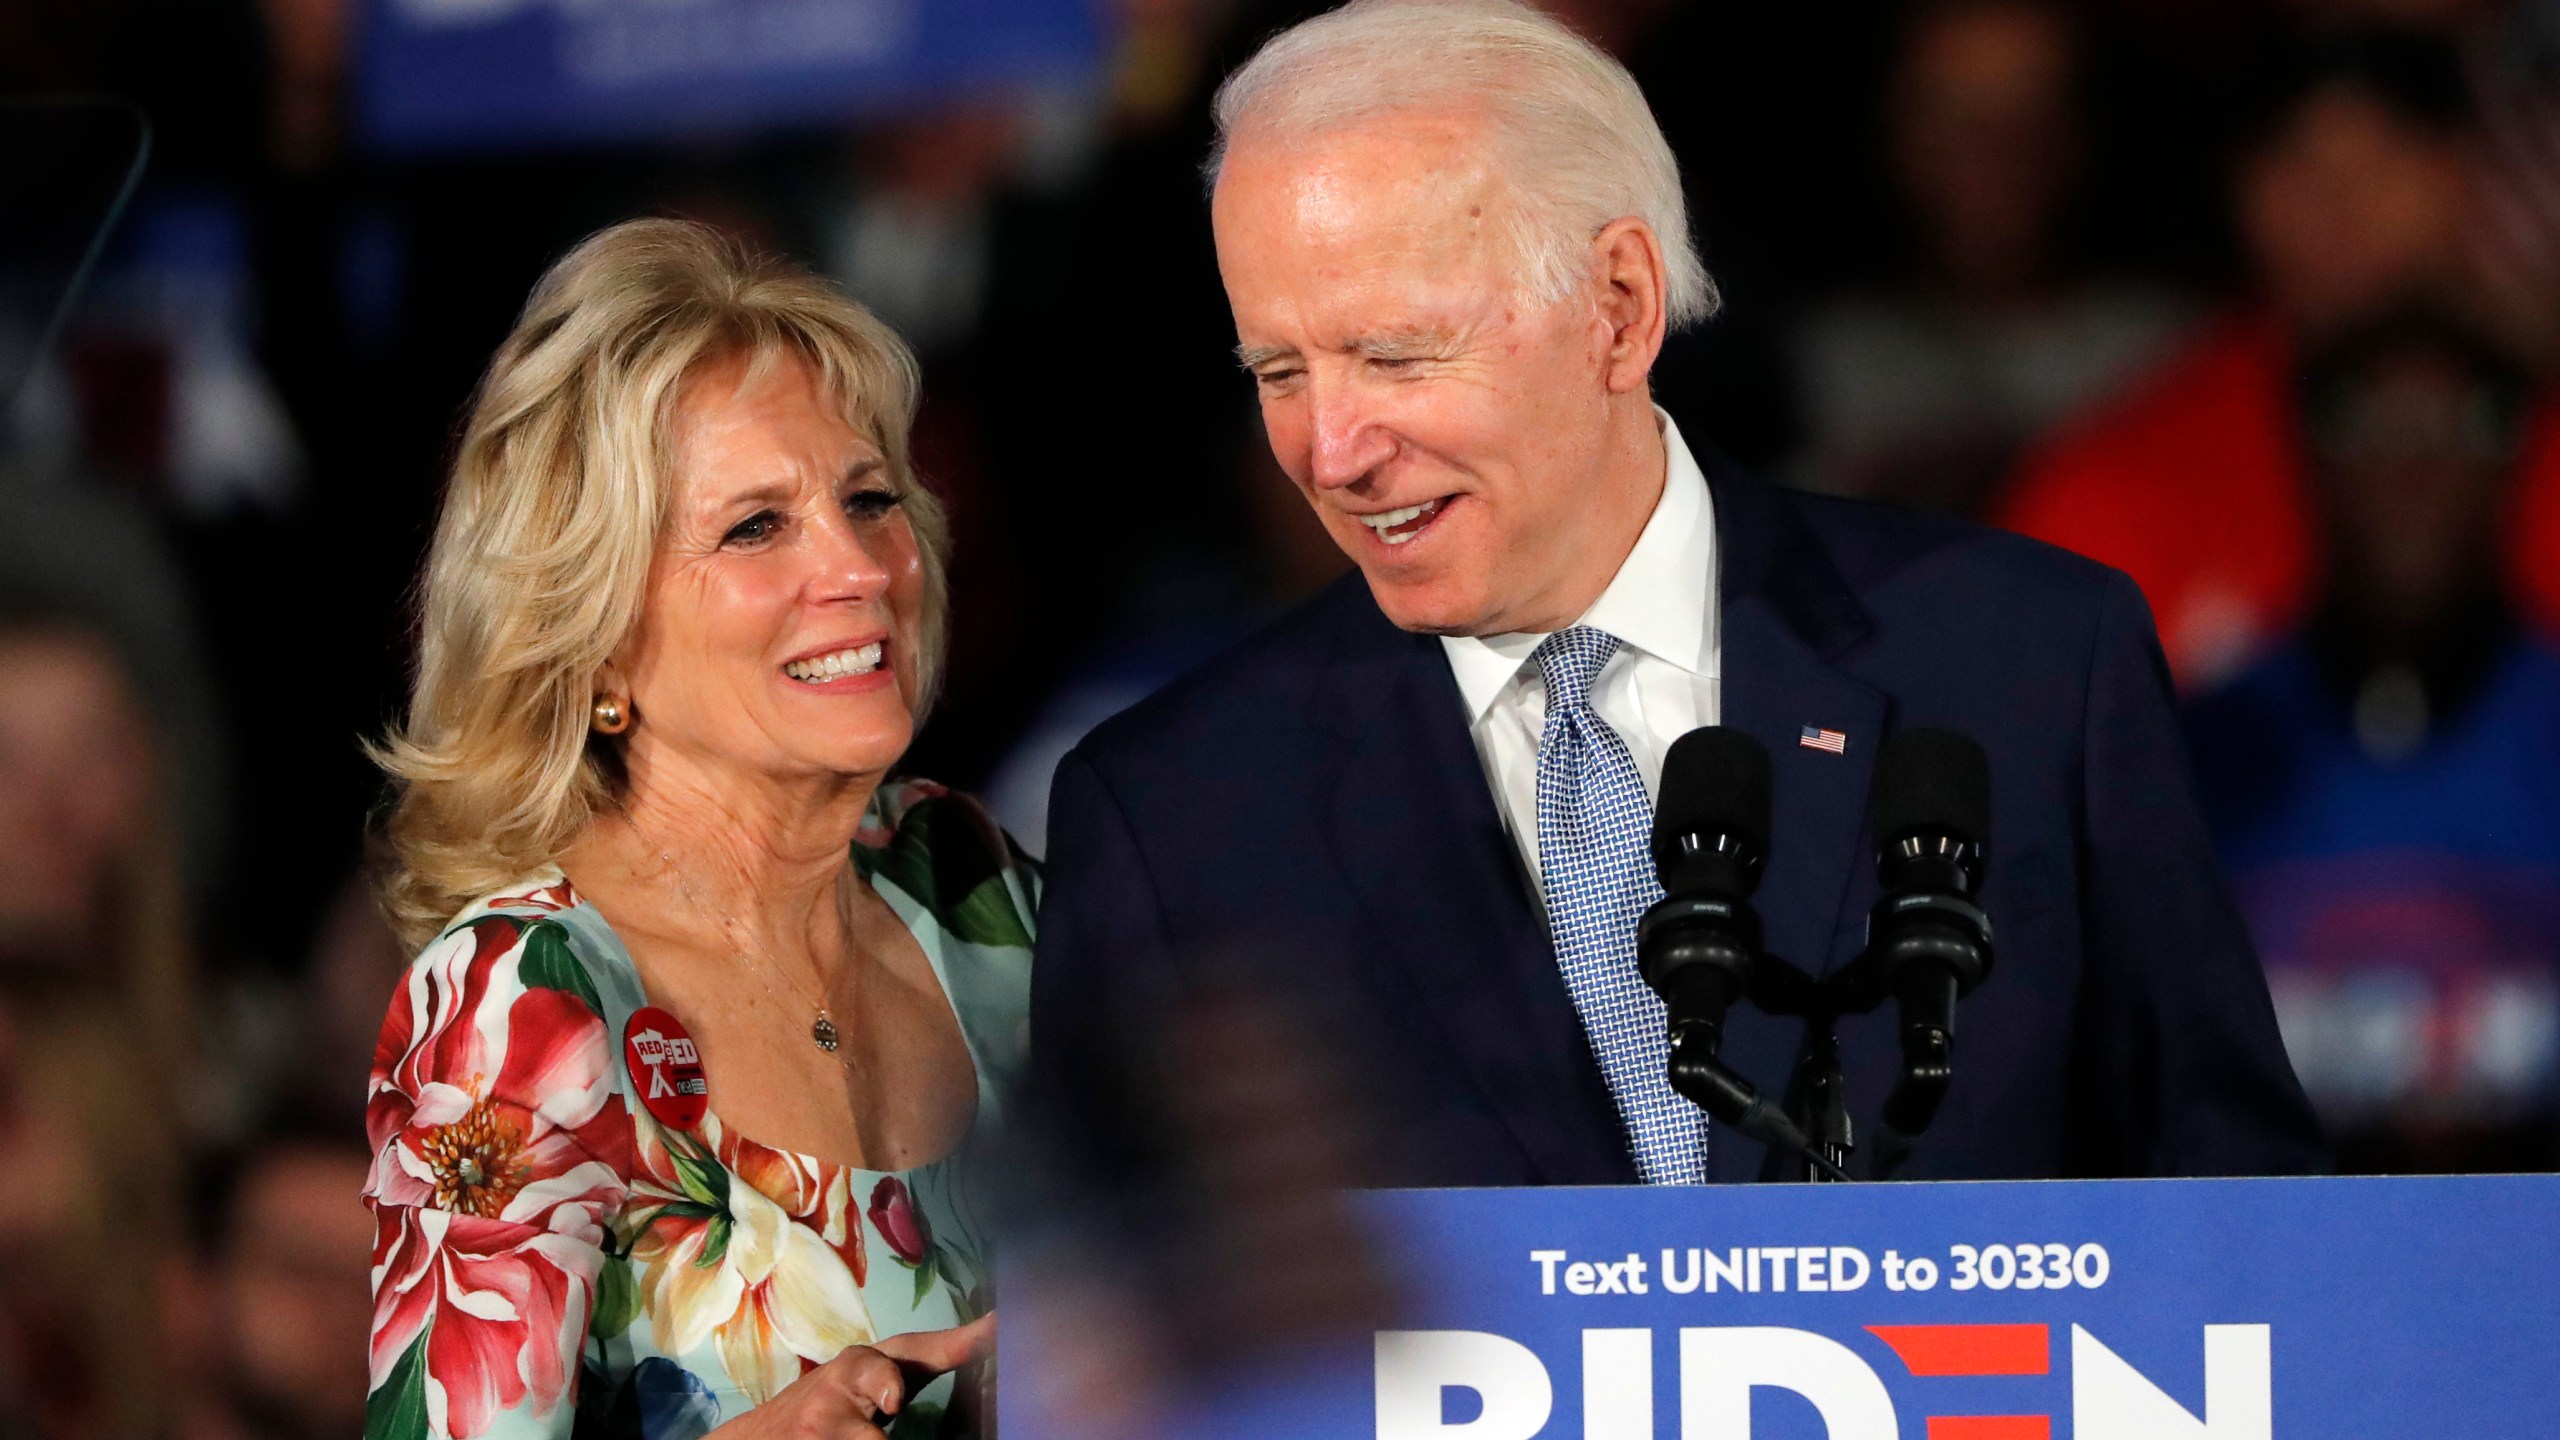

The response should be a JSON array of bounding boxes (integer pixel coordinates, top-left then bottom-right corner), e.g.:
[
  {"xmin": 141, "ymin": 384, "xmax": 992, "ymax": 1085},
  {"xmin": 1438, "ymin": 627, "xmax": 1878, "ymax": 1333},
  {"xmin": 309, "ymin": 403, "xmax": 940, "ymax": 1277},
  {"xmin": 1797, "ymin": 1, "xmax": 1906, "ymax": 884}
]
[
  {"xmin": 1004, "ymin": 1174, "xmax": 2560, "ymax": 1438},
  {"xmin": 356, "ymin": 0, "xmax": 1106, "ymax": 152}
]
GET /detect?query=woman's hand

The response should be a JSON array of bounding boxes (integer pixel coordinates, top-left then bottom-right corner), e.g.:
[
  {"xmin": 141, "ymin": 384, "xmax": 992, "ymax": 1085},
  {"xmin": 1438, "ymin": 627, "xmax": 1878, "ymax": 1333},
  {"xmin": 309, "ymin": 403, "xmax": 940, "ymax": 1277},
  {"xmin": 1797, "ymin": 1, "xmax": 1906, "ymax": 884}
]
[
  {"xmin": 710, "ymin": 1314, "xmax": 995, "ymax": 1438},
  {"xmin": 887, "ymin": 1312, "xmax": 997, "ymax": 1440}
]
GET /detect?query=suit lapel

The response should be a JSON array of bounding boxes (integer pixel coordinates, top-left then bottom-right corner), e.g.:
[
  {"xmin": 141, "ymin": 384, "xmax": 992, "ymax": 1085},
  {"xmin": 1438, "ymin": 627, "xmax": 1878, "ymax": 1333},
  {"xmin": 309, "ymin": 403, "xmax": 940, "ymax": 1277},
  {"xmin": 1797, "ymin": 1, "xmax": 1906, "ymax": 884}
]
[
  {"xmin": 1310, "ymin": 594, "xmax": 1635, "ymax": 1184},
  {"xmin": 1703, "ymin": 456, "xmax": 1892, "ymax": 1181}
]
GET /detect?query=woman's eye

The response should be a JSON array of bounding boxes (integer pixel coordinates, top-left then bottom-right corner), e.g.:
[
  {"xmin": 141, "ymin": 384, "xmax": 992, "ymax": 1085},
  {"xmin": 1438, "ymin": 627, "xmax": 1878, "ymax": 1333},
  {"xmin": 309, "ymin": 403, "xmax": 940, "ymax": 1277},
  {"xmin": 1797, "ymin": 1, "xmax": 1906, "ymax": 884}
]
[
  {"xmin": 845, "ymin": 488, "xmax": 902, "ymax": 521},
  {"xmin": 723, "ymin": 511, "xmax": 781, "ymax": 546}
]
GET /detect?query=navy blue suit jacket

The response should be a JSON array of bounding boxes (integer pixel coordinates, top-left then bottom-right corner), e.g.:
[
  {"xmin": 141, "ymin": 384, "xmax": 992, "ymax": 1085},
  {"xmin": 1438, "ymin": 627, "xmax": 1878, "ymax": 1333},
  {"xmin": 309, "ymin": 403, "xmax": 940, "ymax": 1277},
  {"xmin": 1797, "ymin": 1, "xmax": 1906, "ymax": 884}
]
[{"xmin": 1029, "ymin": 449, "xmax": 2324, "ymax": 1184}]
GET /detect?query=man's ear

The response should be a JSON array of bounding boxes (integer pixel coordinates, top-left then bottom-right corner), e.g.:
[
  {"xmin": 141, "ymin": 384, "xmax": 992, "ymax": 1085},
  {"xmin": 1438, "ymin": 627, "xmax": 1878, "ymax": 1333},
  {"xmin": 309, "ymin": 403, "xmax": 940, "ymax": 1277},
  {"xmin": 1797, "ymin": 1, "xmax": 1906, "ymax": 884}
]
[{"xmin": 1592, "ymin": 217, "xmax": 1670, "ymax": 395}]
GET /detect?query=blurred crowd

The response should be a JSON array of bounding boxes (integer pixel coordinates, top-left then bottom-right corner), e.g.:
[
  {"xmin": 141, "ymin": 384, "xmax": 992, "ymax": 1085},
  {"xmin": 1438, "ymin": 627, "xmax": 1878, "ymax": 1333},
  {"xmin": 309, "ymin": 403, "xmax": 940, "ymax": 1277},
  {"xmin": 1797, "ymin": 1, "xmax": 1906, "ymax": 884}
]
[{"xmin": 2, "ymin": 0, "xmax": 2559, "ymax": 1432}]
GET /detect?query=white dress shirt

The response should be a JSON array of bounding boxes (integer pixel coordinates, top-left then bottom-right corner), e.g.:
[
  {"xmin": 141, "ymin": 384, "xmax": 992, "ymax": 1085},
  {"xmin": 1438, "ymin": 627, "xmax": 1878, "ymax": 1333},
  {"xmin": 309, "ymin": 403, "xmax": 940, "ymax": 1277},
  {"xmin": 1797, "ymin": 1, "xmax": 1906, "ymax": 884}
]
[{"xmin": 1440, "ymin": 410, "xmax": 1720, "ymax": 884}]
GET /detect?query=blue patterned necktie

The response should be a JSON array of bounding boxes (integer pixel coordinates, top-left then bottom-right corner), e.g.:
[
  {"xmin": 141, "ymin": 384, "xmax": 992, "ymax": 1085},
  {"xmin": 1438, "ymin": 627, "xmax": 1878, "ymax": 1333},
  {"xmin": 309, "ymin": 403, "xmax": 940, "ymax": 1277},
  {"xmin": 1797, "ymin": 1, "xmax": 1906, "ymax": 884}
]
[{"xmin": 1532, "ymin": 626, "xmax": 1705, "ymax": 1184}]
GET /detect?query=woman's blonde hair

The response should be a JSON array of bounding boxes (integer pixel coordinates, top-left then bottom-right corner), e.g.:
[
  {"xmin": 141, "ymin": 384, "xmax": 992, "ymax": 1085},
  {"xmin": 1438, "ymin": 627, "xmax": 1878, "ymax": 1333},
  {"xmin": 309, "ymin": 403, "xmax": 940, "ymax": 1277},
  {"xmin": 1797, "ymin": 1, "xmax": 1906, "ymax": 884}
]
[{"xmin": 372, "ymin": 218, "xmax": 949, "ymax": 948}]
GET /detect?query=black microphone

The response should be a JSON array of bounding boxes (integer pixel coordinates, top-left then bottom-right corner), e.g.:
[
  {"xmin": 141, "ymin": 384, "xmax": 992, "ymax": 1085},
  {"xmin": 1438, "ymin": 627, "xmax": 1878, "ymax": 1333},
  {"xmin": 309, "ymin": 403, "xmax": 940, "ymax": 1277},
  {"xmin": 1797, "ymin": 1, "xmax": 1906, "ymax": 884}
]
[
  {"xmin": 1638, "ymin": 728, "xmax": 1847, "ymax": 1181},
  {"xmin": 1638, "ymin": 726, "xmax": 1770, "ymax": 1056},
  {"xmin": 1863, "ymin": 727, "xmax": 1996, "ymax": 1136}
]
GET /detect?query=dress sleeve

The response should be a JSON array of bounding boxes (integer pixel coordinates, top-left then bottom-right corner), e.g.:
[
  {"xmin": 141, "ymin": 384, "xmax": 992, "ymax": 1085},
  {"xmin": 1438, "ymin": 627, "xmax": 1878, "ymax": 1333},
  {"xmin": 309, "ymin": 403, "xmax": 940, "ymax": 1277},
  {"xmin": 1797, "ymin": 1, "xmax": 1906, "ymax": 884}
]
[{"xmin": 363, "ymin": 914, "xmax": 634, "ymax": 1440}]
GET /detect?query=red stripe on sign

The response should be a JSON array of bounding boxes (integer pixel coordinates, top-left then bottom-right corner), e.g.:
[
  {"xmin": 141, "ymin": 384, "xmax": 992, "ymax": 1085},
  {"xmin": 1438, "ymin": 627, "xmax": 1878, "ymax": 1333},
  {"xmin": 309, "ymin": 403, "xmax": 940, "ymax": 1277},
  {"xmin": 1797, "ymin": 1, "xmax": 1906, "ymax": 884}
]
[
  {"xmin": 1866, "ymin": 1324, "xmax": 2050, "ymax": 1376},
  {"xmin": 1927, "ymin": 1417, "xmax": 2050, "ymax": 1440}
]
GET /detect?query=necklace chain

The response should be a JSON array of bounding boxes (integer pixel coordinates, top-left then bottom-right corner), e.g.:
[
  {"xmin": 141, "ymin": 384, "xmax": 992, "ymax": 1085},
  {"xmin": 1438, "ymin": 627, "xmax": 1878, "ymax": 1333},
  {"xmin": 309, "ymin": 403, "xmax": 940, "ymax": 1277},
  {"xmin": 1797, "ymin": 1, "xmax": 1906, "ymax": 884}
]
[{"xmin": 622, "ymin": 809, "xmax": 849, "ymax": 1054}]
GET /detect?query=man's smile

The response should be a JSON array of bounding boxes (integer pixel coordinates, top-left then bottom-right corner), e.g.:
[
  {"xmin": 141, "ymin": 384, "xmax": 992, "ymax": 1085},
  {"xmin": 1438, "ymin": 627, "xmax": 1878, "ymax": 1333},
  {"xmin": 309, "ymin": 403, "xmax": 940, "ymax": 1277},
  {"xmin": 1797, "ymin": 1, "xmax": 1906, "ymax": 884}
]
[{"xmin": 1350, "ymin": 496, "xmax": 1453, "ymax": 547}]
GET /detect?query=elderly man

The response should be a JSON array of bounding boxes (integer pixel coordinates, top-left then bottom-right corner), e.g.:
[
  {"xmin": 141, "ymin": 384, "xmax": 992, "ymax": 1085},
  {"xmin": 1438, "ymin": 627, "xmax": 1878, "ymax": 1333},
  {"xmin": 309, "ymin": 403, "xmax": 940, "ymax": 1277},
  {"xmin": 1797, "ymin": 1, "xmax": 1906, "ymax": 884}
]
[{"xmin": 1029, "ymin": 0, "xmax": 2322, "ymax": 1184}]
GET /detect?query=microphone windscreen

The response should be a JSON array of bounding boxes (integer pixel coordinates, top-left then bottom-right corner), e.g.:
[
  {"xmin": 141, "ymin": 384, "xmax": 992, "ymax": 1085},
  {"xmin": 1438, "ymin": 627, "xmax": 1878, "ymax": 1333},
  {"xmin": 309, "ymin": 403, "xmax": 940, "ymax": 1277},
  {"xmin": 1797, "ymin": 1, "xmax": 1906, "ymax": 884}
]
[
  {"xmin": 1870, "ymin": 727, "xmax": 1991, "ymax": 847},
  {"xmin": 1651, "ymin": 726, "xmax": 1773, "ymax": 875}
]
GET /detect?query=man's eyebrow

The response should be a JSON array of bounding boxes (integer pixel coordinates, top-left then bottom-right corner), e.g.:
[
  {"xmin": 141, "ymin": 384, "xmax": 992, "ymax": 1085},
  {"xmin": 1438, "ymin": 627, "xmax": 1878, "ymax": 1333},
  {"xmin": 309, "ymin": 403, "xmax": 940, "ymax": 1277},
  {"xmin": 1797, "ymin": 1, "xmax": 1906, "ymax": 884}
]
[
  {"xmin": 1236, "ymin": 329, "xmax": 1457, "ymax": 370},
  {"xmin": 1351, "ymin": 329, "xmax": 1455, "ymax": 360}
]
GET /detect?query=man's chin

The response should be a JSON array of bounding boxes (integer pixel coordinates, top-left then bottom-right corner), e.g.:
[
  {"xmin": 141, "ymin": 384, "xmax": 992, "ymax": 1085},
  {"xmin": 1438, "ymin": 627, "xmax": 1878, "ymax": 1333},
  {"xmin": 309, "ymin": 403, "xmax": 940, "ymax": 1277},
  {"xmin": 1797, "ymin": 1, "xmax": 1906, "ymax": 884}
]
[{"xmin": 1358, "ymin": 568, "xmax": 1492, "ymax": 637}]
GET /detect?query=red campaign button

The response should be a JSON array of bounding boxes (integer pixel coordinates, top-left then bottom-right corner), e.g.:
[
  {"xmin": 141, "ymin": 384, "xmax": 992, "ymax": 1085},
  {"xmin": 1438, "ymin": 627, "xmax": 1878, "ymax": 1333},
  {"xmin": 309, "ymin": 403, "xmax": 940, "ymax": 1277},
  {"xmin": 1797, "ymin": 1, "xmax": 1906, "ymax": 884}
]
[{"xmin": 623, "ymin": 1006, "xmax": 709, "ymax": 1129}]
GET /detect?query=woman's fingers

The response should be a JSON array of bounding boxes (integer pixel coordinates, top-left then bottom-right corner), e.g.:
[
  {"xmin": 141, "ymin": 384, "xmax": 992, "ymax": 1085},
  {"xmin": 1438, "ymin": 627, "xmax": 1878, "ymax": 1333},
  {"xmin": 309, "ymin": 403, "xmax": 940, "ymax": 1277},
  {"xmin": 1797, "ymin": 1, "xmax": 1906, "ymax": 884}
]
[
  {"xmin": 715, "ymin": 1325, "xmax": 990, "ymax": 1439},
  {"xmin": 705, "ymin": 1348, "xmax": 900, "ymax": 1439},
  {"xmin": 871, "ymin": 1312, "xmax": 996, "ymax": 1379},
  {"xmin": 816, "ymin": 1344, "xmax": 908, "ymax": 1419}
]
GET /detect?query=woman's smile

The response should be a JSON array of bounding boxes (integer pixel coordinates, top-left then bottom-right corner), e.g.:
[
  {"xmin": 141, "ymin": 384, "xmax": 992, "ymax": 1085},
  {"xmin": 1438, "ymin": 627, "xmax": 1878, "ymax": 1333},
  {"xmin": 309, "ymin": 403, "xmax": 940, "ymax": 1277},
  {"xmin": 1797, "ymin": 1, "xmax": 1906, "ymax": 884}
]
[{"xmin": 780, "ymin": 638, "xmax": 892, "ymax": 690}]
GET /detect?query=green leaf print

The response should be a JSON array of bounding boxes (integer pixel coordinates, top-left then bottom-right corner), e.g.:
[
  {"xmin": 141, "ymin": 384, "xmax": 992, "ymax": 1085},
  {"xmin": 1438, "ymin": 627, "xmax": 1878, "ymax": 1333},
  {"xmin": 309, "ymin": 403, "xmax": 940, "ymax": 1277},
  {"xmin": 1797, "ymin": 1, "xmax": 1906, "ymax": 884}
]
[
  {"xmin": 949, "ymin": 875, "xmax": 1034, "ymax": 950},
  {"xmin": 670, "ymin": 1150, "xmax": 728, "ymax": 1210},
  {"xmin": 698, "ymin": 1213, "xmax": 733, "ymax": 1270},
  {"xmin": 364, "ymin": 1332, "xmax": 431, "ymax": 1440},
  {"xmin": 857, "ymin": 828, "xmax": 938, "ymax": 919},
  {"xmin": 911, "ymin": 1247, "xmax": 940, "ymax": 1308},
  {"xmin": 856, "ymin": 794, "xmax": 1033, "ymax": 947},
  {"xmin": 517, "ymin": 920, "xmax": 605, "ymax": 1016},
  {"xmin": 593, "ymin": 1251, "xmax": 639, "ymax": 1340}
]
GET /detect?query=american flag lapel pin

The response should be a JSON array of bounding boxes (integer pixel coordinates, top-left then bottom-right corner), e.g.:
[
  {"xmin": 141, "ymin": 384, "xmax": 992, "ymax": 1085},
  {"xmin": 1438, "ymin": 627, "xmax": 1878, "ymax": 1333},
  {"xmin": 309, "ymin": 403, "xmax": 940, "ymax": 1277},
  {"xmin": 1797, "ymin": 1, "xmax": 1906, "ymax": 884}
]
[{"xmin": 1799, "ymin": 725, "xmax": 1848, "ymax": 754}]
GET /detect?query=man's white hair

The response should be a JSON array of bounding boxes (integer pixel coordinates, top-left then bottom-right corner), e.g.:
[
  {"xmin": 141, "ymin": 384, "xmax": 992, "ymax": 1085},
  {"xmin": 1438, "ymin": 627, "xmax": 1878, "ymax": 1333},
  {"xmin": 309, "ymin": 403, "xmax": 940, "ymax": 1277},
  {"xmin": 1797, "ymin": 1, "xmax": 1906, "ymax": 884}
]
[{"xmin": 1209, "ymin": 0, "xmax": 1718, "ymax": 328}]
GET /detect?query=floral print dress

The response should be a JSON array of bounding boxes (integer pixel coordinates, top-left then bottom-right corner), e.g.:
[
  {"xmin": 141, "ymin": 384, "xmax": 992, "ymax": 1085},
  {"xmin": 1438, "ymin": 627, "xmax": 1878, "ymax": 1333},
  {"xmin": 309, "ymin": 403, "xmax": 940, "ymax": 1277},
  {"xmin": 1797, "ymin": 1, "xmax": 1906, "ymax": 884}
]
[{"xmin": 363, "ymin": 781, "xmax": 1036, "ymax": 1440}]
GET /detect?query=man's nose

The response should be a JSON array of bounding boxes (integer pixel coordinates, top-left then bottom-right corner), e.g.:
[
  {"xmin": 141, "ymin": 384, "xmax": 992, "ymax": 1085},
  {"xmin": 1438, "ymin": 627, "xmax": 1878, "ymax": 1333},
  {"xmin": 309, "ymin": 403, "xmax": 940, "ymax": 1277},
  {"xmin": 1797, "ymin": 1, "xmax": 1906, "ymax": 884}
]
[{"xmin": 1305, "ymin": 379, "xmax": 1395, "ymax": 491}]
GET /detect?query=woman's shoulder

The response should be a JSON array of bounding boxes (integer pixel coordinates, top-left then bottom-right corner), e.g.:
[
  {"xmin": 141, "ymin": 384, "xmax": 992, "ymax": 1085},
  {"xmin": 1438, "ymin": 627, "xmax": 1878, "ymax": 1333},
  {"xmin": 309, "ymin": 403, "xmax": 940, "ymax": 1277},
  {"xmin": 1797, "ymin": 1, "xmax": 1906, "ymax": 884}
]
[
  {"xmin": 854, "ymin": 778, "xmax": 1039, "ymax": 955},
  {"xmin": 407, "ymin": 870, "xmax": 626, "ymax": 1004},
  {"xmin": 437, "ymin": 868, "xmax": 591, "ymax": 936},
  {"xmin": 376, "ymin": 871, "xmax": 627, "ymax": 1108},
  {"xmin": 859, "ymin": 779, "xmax": 1035, "ymax": 1114}
]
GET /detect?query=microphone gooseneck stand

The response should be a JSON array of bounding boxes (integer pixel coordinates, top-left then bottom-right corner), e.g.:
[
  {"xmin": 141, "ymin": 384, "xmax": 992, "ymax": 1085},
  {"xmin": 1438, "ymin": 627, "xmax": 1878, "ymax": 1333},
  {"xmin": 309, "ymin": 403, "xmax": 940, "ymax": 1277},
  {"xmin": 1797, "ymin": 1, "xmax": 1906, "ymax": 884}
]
[{"xmin": 1640, "ymin": 726, "xmax": 1997, "ymax": 1183}]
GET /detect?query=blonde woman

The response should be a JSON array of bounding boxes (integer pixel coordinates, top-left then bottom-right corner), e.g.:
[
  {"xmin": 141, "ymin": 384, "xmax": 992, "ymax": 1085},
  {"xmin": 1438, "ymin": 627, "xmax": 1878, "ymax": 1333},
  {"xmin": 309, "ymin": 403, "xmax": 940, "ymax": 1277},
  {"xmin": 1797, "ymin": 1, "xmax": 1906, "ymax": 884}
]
[{"xmin": 362, "ymin": 219, "xmax": 1030, "ymax": 1440}]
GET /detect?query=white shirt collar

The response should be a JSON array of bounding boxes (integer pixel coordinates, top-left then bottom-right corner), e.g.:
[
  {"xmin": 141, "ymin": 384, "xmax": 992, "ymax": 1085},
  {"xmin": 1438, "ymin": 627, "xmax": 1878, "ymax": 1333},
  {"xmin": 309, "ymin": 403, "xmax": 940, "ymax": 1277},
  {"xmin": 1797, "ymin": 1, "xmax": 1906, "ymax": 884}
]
[{"xmin": 1441, "ymin": 409, "xmax": 1718, "ymax": 721}]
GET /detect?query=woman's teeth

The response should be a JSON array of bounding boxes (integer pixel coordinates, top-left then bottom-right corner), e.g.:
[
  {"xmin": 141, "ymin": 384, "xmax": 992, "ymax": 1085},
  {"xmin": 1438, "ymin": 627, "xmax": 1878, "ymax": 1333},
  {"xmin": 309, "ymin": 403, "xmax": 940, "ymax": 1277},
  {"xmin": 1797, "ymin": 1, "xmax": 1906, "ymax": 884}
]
[
  {"xmin": 1357, "ymin": 498, "xmax": 1446, "ymax": 546},
  {"xmin": 783, "ymin": 643, "xmax": 884, "ymax": 682}
]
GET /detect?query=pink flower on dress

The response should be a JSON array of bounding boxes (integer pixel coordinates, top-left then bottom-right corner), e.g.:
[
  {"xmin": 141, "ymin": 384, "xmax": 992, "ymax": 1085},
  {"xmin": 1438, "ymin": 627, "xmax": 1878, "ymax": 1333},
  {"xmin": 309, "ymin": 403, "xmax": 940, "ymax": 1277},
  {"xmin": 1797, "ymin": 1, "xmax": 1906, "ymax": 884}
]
[
  {"xmin": 366, "ymin": 917, "xmax": 631, "ymax": 1439},
  {"xmin": 866, "ymin": 1176, "xmax": 931, "ymax": 1267},
  {"xmin": 369, "ymin": 1208, "xmax": 594, "ymax": 1437}
]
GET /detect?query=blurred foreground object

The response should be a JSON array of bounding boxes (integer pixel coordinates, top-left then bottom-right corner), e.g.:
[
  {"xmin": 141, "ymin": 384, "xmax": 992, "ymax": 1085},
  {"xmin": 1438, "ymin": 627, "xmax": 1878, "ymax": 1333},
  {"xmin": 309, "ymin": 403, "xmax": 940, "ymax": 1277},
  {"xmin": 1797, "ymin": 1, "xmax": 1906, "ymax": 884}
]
[
  {"xmin": 2185, "ymin": 309, "xmax": 2560, "ymax": 1173},
  {"xmin": 2002, "ymin": 25, "xmax": 2560, "ymax": 688},
  {"xmin": 1006, "ymin": 969, "xmax": 1403, "ymax": 1440}
]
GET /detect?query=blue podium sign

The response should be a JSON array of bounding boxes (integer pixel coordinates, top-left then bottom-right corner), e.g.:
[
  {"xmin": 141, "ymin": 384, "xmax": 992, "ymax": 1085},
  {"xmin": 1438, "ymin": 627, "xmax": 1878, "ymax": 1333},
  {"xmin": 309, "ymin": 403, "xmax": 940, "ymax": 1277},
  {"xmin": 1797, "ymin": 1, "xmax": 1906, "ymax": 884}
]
[
  {"xmin": 1004, "ymin": 1175, "xmax": 2560, "ymax": 1438},
  {"xmin": 356, "ymin": 0, "xmax": 1105, "ymax": 152}
]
